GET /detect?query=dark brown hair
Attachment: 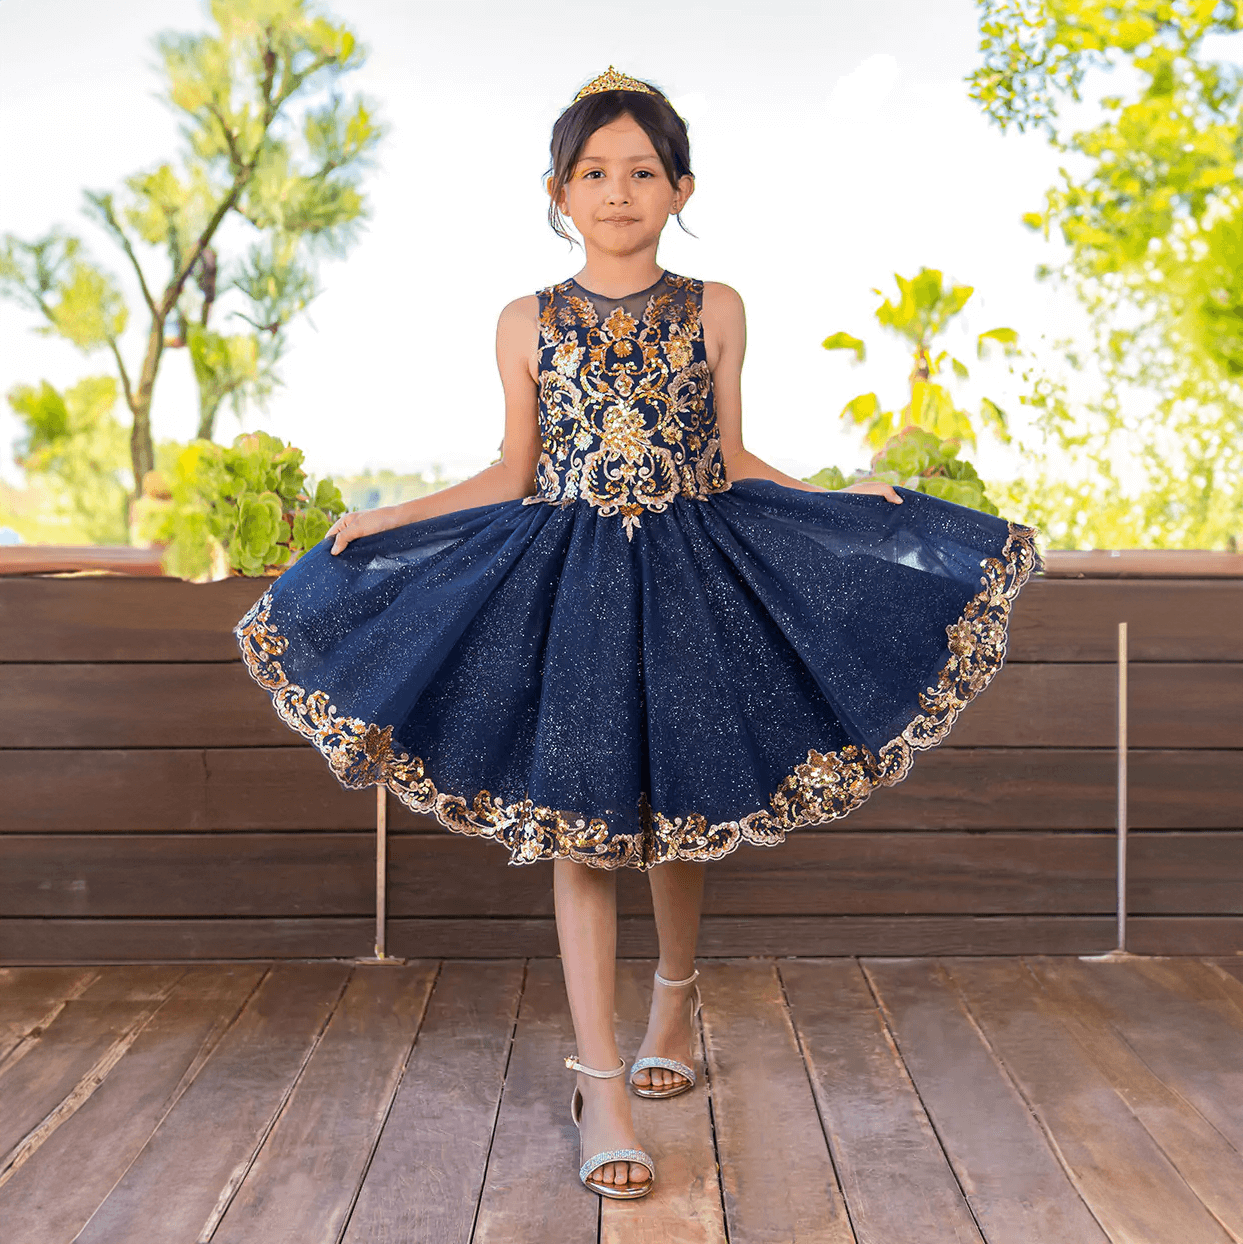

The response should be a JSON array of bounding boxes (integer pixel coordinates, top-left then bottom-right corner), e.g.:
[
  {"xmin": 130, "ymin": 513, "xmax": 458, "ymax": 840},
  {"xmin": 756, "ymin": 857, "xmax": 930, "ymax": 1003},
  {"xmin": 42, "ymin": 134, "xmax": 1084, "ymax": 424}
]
[{"xmin": 546, "ymin": 82, "xmax": 694, "ymax": 244}]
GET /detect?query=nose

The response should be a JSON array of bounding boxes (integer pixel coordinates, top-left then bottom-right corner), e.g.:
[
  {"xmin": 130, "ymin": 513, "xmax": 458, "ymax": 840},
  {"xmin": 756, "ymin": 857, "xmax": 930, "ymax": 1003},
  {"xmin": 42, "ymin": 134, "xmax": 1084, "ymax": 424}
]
[{"xmin": 604, "ymin": 178, "xmax": 631, "ymax": 205}]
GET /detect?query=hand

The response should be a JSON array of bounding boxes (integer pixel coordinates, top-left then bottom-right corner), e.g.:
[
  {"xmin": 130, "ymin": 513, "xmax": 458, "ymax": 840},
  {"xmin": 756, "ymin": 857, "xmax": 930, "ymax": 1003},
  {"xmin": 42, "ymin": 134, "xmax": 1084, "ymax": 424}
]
[
  {"xmin": 842, "ymin": 480, "xmax": 903, "ymax": 504},
  {"xmin": 326, "ymin": 506, "xmax": 398, "ymax": 555}
]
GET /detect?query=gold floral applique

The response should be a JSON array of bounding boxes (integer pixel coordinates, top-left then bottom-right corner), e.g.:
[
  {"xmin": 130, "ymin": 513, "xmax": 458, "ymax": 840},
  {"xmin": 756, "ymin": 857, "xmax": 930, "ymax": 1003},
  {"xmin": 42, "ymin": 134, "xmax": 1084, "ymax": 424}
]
[{"xmin": 523, "ymin": 273, "xmax": 730, "ymax": 538}]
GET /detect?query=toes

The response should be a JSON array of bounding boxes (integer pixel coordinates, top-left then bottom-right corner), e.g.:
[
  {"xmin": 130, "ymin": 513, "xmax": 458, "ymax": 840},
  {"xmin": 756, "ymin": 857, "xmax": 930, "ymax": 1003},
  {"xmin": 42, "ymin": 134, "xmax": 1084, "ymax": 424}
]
[
  {"xmin": 629, "ymin": 1161, "xmax": 651, "ymax": 1185},
  {"xmin": 632, "ymin": 1067, "xmax": 650, "ymax": 1087}
]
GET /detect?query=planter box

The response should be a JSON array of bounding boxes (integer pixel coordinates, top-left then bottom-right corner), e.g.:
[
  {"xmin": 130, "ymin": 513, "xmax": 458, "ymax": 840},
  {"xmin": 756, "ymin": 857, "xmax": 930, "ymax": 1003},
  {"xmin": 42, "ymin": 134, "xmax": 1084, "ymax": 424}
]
[{"xmin": 1, "ymin": 555, "xmax": 1240, "ymax": 962}]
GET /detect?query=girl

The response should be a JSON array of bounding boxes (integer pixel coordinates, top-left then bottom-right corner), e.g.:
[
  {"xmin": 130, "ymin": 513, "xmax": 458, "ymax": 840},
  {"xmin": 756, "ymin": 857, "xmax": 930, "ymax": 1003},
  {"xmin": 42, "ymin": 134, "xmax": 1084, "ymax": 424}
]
[{"xmin": 236, "ymin": 67, "xmax": 1039, "ymax": 1201}]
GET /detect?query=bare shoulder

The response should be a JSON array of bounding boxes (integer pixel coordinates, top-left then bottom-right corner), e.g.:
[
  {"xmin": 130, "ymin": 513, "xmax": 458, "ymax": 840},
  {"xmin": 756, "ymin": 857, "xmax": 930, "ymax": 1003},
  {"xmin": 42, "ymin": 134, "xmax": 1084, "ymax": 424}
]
[
  {"xmin": 701, "ymin": 281, "xmax": 745, "ymax": 318},
  {"xmin": 498, "ymin": 293, "xmax": 540, "ymax": 327}
]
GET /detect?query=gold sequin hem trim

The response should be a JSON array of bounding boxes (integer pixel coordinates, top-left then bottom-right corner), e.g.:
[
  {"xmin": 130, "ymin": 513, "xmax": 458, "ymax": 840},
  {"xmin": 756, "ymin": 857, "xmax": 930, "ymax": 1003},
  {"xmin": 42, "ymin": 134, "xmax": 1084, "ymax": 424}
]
[{"xmin": 234, "ymin": 521, "xmax": 1039, "ymax": 871}]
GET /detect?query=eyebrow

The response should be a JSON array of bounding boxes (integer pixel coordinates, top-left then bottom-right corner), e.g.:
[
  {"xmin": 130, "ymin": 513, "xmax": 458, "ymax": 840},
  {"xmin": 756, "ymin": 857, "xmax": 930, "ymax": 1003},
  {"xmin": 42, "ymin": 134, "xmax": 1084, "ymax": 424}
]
[{"xmin": 574, "ymin": 153, "xmax": 659, "ymax": 164}]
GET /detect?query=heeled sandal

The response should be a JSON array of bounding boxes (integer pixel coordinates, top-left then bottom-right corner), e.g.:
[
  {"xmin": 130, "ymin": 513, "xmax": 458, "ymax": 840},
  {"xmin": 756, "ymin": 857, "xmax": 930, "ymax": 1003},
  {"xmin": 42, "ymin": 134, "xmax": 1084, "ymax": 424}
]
[
  {"xmin": 565, "ymin": 1054, "xmax": 656, "ymax": 1199},
  {"xmin": 629, "ymin": 968, "xmax": 703, "ymax": 1100}
]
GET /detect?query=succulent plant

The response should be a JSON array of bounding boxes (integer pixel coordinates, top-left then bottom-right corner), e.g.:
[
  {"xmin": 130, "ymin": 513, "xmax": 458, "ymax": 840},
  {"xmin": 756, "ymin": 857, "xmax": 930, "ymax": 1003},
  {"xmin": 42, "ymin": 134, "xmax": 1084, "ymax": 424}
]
[{"xmin": 135, "ymin": 431, "xmax": 345, "ymax": 579}]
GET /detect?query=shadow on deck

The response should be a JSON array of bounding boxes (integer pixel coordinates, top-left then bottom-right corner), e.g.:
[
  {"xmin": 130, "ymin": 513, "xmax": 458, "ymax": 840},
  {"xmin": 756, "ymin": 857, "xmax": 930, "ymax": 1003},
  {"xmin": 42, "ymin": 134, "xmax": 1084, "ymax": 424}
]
[{"xmin": 2, "ymin": 955, "xmax": 1243, "ymax": 1243}]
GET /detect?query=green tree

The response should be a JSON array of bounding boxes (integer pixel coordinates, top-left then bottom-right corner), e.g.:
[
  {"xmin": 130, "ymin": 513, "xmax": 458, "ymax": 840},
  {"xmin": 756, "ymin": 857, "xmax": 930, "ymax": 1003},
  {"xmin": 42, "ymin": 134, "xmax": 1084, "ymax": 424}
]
[
  {"xmin": 8, "ymin": 376, "xmax": 130, "ymax": 543},
  {"xmin": 0, "ymin": 0, "xmax": 381, "ymax": 512},
  {"xmin": 969, "ymin": 0, "xmax": 1243, "ymax": 548},
  {"xmin": 813, "ymin": 268, "xmax": 1017, "ymax": 512}
]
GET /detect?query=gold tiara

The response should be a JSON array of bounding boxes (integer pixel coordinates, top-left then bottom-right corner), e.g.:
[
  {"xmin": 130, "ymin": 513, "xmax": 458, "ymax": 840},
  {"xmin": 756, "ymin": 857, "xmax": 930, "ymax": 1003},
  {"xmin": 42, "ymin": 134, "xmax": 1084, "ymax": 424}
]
[{"xmin": 573, "ymin": 66, "xmax": 657, "ymax": 104}]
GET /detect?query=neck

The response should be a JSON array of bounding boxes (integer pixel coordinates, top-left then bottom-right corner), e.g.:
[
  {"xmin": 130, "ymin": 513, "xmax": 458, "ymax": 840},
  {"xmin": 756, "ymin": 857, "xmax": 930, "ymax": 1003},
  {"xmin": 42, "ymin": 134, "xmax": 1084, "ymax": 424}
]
[{"xmin": 575, "ymin": 248, "xmax": 664, "ymax": 298}]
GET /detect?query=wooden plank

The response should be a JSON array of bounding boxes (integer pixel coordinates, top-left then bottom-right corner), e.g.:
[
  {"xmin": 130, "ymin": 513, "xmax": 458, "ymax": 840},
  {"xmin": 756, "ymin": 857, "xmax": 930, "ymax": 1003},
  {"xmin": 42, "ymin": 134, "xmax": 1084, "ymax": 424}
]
[
  {"xmin": 945, "ymin": 958, "xmax": 1234, "ymax": 1244},
  {"xmin": 600, "ymin": 960, "xmax": 726, "ymax": 1244},
  {"xmin": 0, "ymin": 576, "xmax": 259, "ymax": 661},
  {"xmin": 1005, "ymin": 578, "xmax": 1243, "ymax": 661},
  {"xmin": 0, "ymin": 546, "xmax": 164, "ymax": 576},
  {"xmin": 779, "ymin": 960, "xmax": 983, "ymax": 1244},
  {"xmin": 0, "ymin": 965, "xmax": 264, "ymax": 1244},
  {"xmin": 1039, "ymin": 549, "xmax": 1243, "ymax": 577},
  {"xmin": 1032, "ymin": 958, "xmax": 1243, "ymax": 1156},
  {"xmin": 73, "ymin": 961, "xmax": 350, "ymax": 1244},
  {"xmin": 0, "ymin": 914, "xmax": 1131, "ymax": 963},
  {"xmin": 1025, "ymin": 957, "xmax": 1243, "ymax": 1239},
  {"xmin": 697, "ymin": 960, "xmax": 852, "ymax": 1243},
  {"xmin": 3, "ymin": 576, "xmax": 1240, "ymax": 663},
  {"xmin": 3, "ymin": 661, "xmax": 1239, "ymax": 749},
  {"xmin": 1210, "ymin": 958, "xmax": 1243, "ymax": 988},
  {"xmin": 9, "ymin": 831, "xmax": 1243, "ymax": 920},
  {"xmin": 471, "ymin": 958, "xmax": 599, "ymax": 1244},
  {"xmin": 344, "ymin": 961, "xmax": 523, "ymax": 1244},
  {"xmin": 861, "ymin": 959, "xmax": 1110, "ymax": 1244},
  {"xmin": 942, "ymin": 662, "xmax": 1242, "ymax": 749},
  {"xmin": 3, "ymin": 747, "xmax": 1238, "ymax": 832},
  {"xmin": 211, "ymin": 963, "xmax": 437, "ymax": 1244},
  {"xmin": 0, "ymin": 966, "xmax": 182, "ymax": 1158},
  {"xmin": 0, "ymin": 917, "xmax": 373, "ymax": 962},
  {"xmin": 0, "ymin": 968, "xmax": 97, "ymax": 1064},
  {"xmin": 3, "ymin": 915, "xmax": 1237, "ymax": 965}
]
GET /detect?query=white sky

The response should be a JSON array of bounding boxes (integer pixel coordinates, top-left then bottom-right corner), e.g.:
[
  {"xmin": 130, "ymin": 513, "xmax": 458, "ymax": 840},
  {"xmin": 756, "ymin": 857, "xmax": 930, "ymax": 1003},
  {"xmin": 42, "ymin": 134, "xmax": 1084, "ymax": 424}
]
[{"xmin": 0, "ymin": 0, "xmax": 1086, "ymax": 488}]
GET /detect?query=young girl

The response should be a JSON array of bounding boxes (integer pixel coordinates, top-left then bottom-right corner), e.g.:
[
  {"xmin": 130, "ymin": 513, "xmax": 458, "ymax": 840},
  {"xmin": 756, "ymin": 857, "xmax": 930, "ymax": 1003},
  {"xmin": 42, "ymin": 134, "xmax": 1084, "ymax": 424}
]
[{"xmin": 236, "ymin": 67, "xmax": 1039, "ymax": 1201}]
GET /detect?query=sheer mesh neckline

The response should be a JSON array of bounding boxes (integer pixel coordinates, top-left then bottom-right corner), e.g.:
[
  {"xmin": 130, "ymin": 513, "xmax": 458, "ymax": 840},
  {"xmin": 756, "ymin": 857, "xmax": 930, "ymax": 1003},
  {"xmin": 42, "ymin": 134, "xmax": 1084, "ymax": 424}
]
[{"xmin": 566, "ymin": 270, "xmax": 674, "ymax": 320}]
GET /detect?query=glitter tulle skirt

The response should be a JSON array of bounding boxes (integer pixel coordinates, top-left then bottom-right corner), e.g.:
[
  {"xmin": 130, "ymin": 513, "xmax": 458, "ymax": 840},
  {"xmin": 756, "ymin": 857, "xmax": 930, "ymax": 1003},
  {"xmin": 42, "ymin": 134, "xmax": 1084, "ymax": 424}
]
[{"xmin": 235, "ymin": 480, "xmax": 1040, "ymax": 870}]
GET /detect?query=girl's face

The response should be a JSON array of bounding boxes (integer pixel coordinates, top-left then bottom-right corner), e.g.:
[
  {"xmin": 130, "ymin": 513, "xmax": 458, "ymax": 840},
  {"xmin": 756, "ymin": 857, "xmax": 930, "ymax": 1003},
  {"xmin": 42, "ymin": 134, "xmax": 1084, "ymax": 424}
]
[{"xmin": 551, "ymin": 114, "xmax": 694, "ymax": 258}]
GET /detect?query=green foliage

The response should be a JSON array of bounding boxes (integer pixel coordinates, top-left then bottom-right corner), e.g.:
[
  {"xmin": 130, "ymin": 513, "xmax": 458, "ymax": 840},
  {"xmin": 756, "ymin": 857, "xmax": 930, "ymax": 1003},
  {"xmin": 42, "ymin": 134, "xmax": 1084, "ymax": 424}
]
[
  {"xmin": 813, "ymin": 268, "xmax": 1010, "ymax": 517},
  {"xmin": 6, "ymin": 376, "xmax": 131, "ymax": 543},
  {"xmin": 136, "ymin": 430, "xmax": 345, "ymax": 578},
  {"xmin": 823, "ymin": 267, "xmax": 1016, "ymax": 452},
  {"xmin": 0, "ymin": 0, "xmax": 382, "ymax": 530},
  {"xmin": 970, "ymin": 0, "xmax": 1243, "ymax": 548},
  {"xmin": 870, "ymin": 428, "xmax": 999, "ymax": 515}
]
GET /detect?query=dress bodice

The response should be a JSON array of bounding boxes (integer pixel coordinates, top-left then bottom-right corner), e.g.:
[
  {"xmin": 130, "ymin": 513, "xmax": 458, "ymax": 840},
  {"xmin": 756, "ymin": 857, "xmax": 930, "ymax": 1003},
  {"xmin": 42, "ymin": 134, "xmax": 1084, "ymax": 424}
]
[{"xmin": 523, "ymin": 270, "xmax": 730, "ymax": 538}]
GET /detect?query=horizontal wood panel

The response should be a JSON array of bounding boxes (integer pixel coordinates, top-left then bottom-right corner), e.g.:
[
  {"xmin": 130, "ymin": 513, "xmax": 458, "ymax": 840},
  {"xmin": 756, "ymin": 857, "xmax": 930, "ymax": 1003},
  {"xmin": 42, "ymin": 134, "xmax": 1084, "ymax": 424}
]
[
  {"xmin": 3, "ymin": 831, "xmax": 1241, "ymax": 919},
  {"xmin": 3, "ymin": 576, "xmax": 1241, "ymax": 664},
  {"xmin": 3, "ymin": 661, "xmax": 1239, "ymax": 749},
  {"xmin": 3, "ymin": 915, "xmax": 1239, "ymax": 962},
  {"xmin": 2, "ymin": 747, "xmax": 1239, "ymax": 832}
]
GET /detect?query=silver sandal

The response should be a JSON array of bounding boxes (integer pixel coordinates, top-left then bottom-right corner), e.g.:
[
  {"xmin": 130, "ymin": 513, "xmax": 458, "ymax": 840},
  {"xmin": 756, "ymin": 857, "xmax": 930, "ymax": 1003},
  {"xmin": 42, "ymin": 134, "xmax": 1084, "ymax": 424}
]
[
  {"xmin": 565, "ymin": 1054, "xmax": 656, "ymax": 1198},
  {"xmin": 629, "ymin": 968, "xmax": 703, "ymax": 1099}
]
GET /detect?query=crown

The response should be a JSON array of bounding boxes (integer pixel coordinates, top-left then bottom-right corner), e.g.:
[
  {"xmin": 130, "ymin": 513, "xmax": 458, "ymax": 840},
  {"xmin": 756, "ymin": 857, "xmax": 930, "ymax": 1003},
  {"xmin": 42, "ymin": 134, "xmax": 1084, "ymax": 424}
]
[{"xmin": 572, "ymin": 66, "xmax": 657, "ymax": 104}]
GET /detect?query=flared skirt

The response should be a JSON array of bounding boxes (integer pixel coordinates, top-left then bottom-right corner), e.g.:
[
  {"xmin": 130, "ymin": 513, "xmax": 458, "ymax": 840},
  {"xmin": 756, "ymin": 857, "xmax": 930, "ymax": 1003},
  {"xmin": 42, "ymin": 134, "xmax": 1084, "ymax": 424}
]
[{"xmin": 235, "ymin": 480, "xmax": 1040, "ymax": 869}]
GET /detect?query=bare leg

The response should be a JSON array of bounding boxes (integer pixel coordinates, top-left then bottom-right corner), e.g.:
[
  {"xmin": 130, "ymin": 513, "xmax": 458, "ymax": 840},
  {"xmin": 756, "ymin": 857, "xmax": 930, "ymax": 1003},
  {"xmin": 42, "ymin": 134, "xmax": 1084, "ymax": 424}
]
[
  {"xmin": 632, "ymin": 859, "xmax": 706, "ymax": 1091},
  {"xmin": 553, "ymin": 857, "xmax": 650, "ymax": 1189}
]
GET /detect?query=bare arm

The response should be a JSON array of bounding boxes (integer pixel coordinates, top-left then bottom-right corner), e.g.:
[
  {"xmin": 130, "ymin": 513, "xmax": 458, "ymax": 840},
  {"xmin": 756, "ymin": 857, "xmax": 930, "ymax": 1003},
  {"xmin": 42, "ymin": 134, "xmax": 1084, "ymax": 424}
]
[
  {"xmin": 703, "ymin": 282, "xmax": 901, "ymax": 504},
  {"xmin": 328, "ymin": 295, "xmax": 542, "ymax": 554}
]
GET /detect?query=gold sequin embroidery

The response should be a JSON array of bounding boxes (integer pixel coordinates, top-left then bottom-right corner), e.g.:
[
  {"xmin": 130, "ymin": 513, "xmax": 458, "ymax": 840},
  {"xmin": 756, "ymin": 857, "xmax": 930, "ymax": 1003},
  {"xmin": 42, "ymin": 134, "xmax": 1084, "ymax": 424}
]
[
  {"xmin": 235, "ymin": 522, "xmax": 1039, "ymax": 871},
  {"xmin": 523, "ymin": 273, "xmax": 730, "ymax": 539}
]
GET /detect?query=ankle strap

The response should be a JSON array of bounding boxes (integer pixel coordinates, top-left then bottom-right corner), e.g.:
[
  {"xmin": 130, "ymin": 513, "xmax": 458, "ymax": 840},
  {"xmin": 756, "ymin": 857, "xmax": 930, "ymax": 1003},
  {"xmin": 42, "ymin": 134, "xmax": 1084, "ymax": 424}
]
[
  {"xmin": 564, "ymin": 1054, "xmax": 627, "ymax": 1078},
  {"xmin": 654, "ymin": 967, "xmax": 700, "ymax": 988}
]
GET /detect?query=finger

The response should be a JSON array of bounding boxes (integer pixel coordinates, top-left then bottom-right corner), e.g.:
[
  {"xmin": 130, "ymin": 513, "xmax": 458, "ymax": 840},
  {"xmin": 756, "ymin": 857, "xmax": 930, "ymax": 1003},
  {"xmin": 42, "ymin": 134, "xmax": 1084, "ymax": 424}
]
[
  {"xmin": 885, "ymin": 485, "xmax": 903, "ymax": 503},
  {"xmin": 330, "ymin": 533, "xmax": 350, "ymax": 555}
]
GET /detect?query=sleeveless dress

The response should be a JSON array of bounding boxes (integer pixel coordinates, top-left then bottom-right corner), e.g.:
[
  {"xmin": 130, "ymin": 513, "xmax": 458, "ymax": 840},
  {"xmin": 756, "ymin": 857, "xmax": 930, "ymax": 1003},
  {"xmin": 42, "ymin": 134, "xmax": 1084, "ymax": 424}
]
[{"xmin": 235, "ymin": 271, "xmax": 1040, "ymax": 870}]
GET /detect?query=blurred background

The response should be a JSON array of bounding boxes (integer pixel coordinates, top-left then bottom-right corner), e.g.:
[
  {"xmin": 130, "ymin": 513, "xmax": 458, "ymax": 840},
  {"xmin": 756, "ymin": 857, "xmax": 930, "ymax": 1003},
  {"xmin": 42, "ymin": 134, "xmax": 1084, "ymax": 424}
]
[{"xmin": 2, "ymin": 0, "xmax": 1240, "ymax": 570}]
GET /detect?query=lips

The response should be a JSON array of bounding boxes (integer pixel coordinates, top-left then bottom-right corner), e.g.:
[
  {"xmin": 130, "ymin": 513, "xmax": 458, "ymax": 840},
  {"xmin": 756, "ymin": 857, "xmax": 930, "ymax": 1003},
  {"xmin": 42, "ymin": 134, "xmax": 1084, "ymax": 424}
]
[{"xmin": 602, "ymin": 216, "xmax": 638, "ymax": 224}]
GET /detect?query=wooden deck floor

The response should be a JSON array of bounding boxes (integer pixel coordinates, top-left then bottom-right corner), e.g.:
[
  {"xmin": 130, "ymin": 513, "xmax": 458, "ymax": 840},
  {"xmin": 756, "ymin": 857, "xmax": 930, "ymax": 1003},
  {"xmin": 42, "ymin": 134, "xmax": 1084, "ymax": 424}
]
[{"xmin": 2, "ymin": 956, "xmax": 1243, "ymax": 1243}]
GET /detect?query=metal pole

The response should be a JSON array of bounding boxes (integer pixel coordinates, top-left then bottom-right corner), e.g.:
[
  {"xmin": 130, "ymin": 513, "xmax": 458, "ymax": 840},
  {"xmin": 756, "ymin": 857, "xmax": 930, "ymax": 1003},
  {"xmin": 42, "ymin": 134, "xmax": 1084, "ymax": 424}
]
[
  {"xmin": 355, "ymin": 784, "xmax": 405, "ymax": 964},
  {"xmin": 1116, "ymin": 621, "xmax": 1128, "ymax": 953},
  {"xmin": 375, "ymin": 784, "xmax": 388, "ymax": 959},
  {"xmin": 1082, "ymin": 620, "xmax": 1141, "ymax": 962}
]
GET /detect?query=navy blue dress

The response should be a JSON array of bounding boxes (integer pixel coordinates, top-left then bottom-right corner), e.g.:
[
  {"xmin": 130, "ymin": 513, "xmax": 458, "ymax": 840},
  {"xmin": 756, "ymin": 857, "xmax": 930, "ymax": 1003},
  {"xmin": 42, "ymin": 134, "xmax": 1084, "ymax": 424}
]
[{"xmin": 236, "ymin": 271, "xmax": 1040, "ymax": 870}]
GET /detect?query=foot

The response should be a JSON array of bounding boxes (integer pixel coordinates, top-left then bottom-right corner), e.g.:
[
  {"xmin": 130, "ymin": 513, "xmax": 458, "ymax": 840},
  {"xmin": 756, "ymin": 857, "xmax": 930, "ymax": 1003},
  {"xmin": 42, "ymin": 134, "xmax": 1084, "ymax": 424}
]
[
  {"xmin": 631, "ymin": 972, "xmax": 697, "ymax": 1093},
  {"xmin": 576, "ymin": 1072, "xmax": 652, "ymax": 1190}
]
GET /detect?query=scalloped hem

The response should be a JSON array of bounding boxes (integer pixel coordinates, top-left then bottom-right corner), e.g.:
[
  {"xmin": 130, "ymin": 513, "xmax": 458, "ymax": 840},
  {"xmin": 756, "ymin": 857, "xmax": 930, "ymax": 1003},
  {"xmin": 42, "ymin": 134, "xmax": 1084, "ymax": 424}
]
[{"xmin": 234, "ymin": 521, "xmax": 1040, "ymax": 871}]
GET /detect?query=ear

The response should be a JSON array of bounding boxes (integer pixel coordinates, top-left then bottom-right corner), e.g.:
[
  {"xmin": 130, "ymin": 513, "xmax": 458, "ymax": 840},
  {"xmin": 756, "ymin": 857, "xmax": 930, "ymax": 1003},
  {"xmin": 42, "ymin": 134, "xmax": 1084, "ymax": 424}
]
[
  {"xmin": 672, "ymin": 174, "xmax": 695, "ymax": 214},
  {"xmin": 546, "ymin": 174, "xmax": 566, "ymax": 213}
]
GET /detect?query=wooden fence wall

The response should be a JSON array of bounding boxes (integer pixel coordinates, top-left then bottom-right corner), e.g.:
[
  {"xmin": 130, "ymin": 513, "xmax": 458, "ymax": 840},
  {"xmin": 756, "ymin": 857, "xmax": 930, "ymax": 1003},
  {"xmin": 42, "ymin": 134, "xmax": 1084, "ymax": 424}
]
[{"xmin": 1, "ymin": 567, "xmax": 1240, "ymax": 962}]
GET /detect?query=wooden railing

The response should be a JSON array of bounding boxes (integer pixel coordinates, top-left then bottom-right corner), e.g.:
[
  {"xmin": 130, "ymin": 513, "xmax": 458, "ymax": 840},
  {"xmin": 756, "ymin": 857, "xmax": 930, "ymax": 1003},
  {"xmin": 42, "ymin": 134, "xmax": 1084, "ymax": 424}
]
[{"xmin": 1, "ymin": 553, "xmax": 1240, "ymax": 962}]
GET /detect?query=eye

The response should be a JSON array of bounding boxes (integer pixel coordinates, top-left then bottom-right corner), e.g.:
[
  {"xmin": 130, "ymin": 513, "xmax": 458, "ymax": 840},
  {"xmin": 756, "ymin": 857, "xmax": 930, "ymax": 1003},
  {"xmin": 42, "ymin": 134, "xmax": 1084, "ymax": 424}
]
[
  {"xmin": 633, "ymin": 170, "xmax": 654, "ymax": 179},
  {"xmin": 581, "ymin": 169, "xmax": 603, "ymax": 179}
]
